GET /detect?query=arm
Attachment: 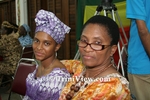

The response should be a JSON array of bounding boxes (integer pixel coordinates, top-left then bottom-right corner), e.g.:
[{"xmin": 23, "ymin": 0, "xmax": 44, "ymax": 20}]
[{"xmin": 136, "ymin": 20, "xmax": 150, "ymax": 57}]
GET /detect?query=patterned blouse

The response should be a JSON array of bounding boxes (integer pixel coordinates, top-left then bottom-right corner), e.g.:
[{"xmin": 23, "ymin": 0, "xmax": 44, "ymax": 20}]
[
  {"xmin": 23, "ymin": 68, "xmax": 70, "ymax": 100},
  {"xmin": 59, "ymin": 60, "xmax": 131, "ymax": 100},
  {"xmin": 0, "ymin": 33, "xmax": 22, "ymax": 75}
]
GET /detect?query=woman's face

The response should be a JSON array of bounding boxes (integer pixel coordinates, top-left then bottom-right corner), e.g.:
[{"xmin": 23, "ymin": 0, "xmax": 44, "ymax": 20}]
[
  {"xmin": 18, "ymin": 26, "xmax": 26, "ymax": 36},
  {"xmin": 32, "ymin": 31, "xmax": 60, "ymax": 61},
  {"xmin": 79, "ymin": 24, "xmax": 117, "ymax": 67}
]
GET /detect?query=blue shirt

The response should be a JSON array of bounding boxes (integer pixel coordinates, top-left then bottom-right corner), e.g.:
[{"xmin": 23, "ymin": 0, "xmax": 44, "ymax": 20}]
[
  {"xmin": 126, "ymin": 0, "xmax": 150, "ymax": 74},
  {"xmin": 18, "ymin": 33, "xmax": 33, "ymax": 47}
]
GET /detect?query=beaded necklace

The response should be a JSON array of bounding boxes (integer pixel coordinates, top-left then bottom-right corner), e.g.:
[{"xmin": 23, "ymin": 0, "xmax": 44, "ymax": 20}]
[{"xmin": 65, "ymin": 63, "xmax": 112, "ymax": 100}]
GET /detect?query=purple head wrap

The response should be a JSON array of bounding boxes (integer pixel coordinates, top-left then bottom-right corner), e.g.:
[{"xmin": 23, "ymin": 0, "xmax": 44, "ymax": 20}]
[{"xmin": 35, "ymin": 9, "xmax": 71, "ymax": 44}]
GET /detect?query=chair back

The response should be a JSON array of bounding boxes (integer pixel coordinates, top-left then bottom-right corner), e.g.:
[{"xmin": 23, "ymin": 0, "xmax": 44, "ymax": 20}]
[
  {"xmin": 9, "ymin": 58, "xmax": 38, "ymax": 97},
  {"xmin": 21, "ymin": 45, "xmax": 34, "ymax": 58}
]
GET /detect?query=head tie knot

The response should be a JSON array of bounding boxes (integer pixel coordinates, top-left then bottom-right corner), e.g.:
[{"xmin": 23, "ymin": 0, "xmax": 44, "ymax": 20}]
[{"xmin": 35, "ymin": 9, "xmax": 71, "ymax": 44}]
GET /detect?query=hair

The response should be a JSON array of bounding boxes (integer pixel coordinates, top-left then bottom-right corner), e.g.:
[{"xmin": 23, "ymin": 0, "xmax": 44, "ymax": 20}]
[
  {"xmin": 2, "ymin": 21, "xmax": 18, "ymax": 35},
  {"xmin": 81, "ymin": 15, "xmax": 120, "ymax": 45}
]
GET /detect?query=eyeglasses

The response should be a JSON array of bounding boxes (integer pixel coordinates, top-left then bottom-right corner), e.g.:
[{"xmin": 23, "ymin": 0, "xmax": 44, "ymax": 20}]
[{"xmin": 77, "ymin": 40, "xmax": 110, "ymax": 51}]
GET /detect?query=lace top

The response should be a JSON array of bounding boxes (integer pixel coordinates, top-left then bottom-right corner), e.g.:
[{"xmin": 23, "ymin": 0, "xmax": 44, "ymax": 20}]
[{"xmin": 23, "ymin": 68, "xmax": 70, "ymax": 100}]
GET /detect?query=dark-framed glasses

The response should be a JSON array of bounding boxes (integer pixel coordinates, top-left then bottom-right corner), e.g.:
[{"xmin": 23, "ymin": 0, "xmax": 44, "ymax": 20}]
[{"xmin": 77, "ymin": 40, "xmax": 110, "ymax": 51}]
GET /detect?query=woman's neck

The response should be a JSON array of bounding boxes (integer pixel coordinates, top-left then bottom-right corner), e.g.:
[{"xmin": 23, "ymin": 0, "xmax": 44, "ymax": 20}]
[
  {"xmin": 85, "ymin": 63, "xmax": 112, "ymax": 78},
  {"xmin": 38, "ymin": 57, "xmax": 56, "ymax": 77},
  {"xmin": 40, "ymin": 56, "xmax": 56, "ymax": 69}
]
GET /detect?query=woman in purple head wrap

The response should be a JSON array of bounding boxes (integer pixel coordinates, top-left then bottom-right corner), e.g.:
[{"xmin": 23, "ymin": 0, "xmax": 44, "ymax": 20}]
[{"xmin": 23, "ymin": 9, "xmax": 71, "ymax": 100}]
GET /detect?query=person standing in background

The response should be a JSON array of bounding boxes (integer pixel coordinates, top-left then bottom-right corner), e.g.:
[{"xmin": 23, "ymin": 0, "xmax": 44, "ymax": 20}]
[
  {"xmin": 18, "ymin": 24, "xmax": 33, "ymax": 46},
  {"xmin": 126, "ymin": 0, "xmax": 150, "ymax": 99}
]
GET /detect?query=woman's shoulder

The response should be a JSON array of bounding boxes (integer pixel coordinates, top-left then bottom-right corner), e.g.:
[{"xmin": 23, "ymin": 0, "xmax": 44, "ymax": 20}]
[
  {"xmin": 53, "ymin": 59, "xmax": 70, "ymax": 75},
  {"xmin": 104, "ymin": 73, "xmax": 129, "ymax": 85},
  {"xmin": 60, "ymin": 60, "xmax": 84, "ymax": 75},
  {"xmin": 52, "ymin": 67, "xmax": 70, "ymax": 77}
]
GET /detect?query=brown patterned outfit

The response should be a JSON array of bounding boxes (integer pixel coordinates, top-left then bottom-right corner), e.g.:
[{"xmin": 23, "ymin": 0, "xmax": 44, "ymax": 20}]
[{"xmin": 0, "ymin": 33, "xmax": 22, "ymax": 85}]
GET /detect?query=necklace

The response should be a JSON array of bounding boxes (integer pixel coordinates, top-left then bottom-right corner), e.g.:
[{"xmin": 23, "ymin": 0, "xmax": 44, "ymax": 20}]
[
  {"xmin": 65, "ymin": 63, "xmax": 112, "ymax": 100},
  {"xmin": 40, "ymin": 58, "xmax": 56, "ymax": 76}
]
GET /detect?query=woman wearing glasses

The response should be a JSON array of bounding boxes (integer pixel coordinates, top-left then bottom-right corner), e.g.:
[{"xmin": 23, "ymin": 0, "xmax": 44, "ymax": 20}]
[{"xmin": 59, "ymin": 15, "xmax": 130, "ymax": 100}]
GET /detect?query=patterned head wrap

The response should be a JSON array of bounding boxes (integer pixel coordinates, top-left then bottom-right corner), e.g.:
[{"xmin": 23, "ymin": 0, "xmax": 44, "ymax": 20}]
[
  {"xmin": 35, "ymin": 9, "xmax": 71, "ymax": 44},
  {"xmin": 22, "ymin": 24, "xmax": 31, "ymax": 33}
]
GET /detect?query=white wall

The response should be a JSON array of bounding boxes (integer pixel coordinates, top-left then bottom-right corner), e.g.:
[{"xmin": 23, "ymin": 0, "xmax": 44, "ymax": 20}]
[{"xmin": 16, "ymin": 0, "xmax": 28, "ymax": 26}]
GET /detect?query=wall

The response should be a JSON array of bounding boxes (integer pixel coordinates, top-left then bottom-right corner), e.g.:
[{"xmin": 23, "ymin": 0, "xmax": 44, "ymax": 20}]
[{"xmin": 0, "ymin": 0, "xmax": 16, "ymax": 24}]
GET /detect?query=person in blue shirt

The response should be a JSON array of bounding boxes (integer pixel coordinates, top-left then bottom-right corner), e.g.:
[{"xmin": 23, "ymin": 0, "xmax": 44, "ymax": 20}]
[
  {"xmin": 126, "ymin": 0, "xmax": 150, "ymax": 99},
  {"xmin": 18, "ymin": 24, "xmax": 33, "ymax": 46}
]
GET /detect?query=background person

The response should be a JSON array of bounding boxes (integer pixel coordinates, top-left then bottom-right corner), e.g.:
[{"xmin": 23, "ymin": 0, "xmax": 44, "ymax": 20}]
[
  {"xmin": 0, "ymin": 21, "xmax": 22, "ymax": 86},
  {"xmin": 18, "ymin": 24, "xmax": 33, "ymax": 46},
  {"xmin": 59, "ymin": 15, "xmax": 130, "ymax": 100},
  {"xmin": 23, "ymin": 9, "xmax": 71, "ymax": 100},
  {"xmin": 126, "ymin": 0, "xmax": 150, "ymax": 99}
]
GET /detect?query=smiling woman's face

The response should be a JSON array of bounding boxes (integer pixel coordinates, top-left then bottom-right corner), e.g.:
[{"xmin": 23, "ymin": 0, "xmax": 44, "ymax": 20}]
[
  {"xmin": 79, "ymin": 23, "xmax": 117, "ymax": 68},
  {"xmin": 32, "ymin": 31, "xmax": 60, "ymax": 61}
]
